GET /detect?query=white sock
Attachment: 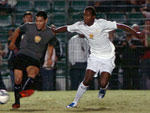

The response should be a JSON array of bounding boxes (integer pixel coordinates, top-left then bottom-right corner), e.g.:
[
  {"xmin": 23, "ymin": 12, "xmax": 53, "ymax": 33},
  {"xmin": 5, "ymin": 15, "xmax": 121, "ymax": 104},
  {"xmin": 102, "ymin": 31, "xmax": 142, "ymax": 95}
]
[
  {"xmin": 73, "ymin": 81, "xmax": 88, "ymax": 104},
  {"xmin": 100, "ymin": 82, "xmax": 109, "ymax": 90}
]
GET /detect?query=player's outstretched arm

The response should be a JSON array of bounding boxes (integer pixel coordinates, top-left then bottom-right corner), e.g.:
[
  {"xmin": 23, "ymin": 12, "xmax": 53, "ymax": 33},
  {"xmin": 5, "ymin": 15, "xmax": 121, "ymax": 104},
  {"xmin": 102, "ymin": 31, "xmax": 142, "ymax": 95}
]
[
  {"xmin": 51, "ymin": 26, "xmax": 67, "ymax": 34},
  {"xmin": 117, "ymin": 23, "xmax": 141, "ymax": 39},
  {"xmin": 8, "ymin": 28, "xmax": 20, "ymax": 50}
]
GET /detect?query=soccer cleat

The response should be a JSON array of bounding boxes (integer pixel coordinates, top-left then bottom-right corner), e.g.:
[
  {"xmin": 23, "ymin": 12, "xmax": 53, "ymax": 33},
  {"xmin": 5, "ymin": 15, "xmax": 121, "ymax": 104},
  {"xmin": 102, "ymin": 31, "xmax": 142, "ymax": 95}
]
[
  {"xmin": 66, "ymin": 102, "xmax": 77, "ymax": 108},
  {"xmin": 20, "ymin": 89, "xmax": 35, "ymax": 98},
  {"xmin": 12, "ymin": 103, "xmax": 20, "ymax": 109},
  {"xmin": 98, "ymin": 88, "xmax": 106, "ymax": 99}
]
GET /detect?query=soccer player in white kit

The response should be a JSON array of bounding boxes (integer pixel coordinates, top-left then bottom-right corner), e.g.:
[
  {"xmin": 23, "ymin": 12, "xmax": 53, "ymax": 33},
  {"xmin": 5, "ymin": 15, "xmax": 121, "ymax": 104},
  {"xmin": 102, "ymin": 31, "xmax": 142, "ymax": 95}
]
[{"xmin": 51, "ymin": 6, "xmax": 141, "ymax": 108}]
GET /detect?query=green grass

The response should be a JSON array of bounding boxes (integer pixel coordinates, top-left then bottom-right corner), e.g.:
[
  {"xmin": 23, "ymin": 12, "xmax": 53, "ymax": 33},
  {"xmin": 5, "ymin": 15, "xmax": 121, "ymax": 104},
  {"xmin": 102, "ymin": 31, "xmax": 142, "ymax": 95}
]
[{"xmin": 0, "ymin": 90, "xmax": 150, "ymax": 113}]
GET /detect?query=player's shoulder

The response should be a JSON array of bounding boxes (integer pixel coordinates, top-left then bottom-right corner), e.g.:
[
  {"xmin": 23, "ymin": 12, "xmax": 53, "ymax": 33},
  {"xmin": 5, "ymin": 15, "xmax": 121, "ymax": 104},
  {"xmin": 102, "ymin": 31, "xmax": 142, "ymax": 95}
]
[
  {"xmin": 22, "ymin": 22, "xmax": 36, "ymax": 28},
  {"xmin": 46, "ymin": 26, "xmax": 51, "ymax": 30},
  {"xmin": 96, "ymin": 18, "xmax": 108, "ymax": 23},
  {"xmin": 46, "ymin": 26, "xmax": 55, "ymax": 35},
  {"xmin": 25, "ymin": 22, "xmax": 35, "ymax": 26},
  {"xmin": 74, "ymin": 21, "xmax": 84, "ymax": 26},
  {"xmin": 19, "ymin": 22, "xmax": 35, "ymax": 29},
  {"xmin": 46, "ymin": 26, "xmax": 54, "ymax": 33}
]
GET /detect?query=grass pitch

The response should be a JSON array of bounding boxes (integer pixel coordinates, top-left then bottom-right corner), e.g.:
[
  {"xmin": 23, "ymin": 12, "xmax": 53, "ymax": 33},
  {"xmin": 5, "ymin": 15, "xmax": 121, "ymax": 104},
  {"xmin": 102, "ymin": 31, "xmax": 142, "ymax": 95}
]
[{"xmin": 0, "ymin": 90, "xmax": 150, "ymax": 113}]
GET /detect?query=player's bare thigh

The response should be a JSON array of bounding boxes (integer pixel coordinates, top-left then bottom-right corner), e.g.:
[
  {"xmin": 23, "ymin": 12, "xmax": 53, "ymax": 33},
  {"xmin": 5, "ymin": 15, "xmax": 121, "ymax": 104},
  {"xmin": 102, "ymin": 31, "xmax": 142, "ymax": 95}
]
[
  {"xmin": 99, "ymin": 72, "xmax": 111, "ymax": 88},
  {"xmin": 83, "ymin": 69, "xmax": 96, "ymax": 86},
  {"xmin": 26, "ymin": 66, "xmax": 39, "ymax": 78}
]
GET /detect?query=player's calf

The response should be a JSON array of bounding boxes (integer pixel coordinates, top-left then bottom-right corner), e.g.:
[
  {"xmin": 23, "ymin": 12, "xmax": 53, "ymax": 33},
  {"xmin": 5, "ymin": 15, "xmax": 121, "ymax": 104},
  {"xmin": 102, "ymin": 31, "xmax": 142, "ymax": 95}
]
[{"xmin": 12, "ymin": 84, "xmax": 21, "ymax": 108}]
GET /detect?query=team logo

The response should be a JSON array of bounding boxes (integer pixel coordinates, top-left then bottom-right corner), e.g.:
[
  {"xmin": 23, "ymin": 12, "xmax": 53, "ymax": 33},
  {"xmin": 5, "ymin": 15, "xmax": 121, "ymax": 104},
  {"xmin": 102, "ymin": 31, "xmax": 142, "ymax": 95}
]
[
  {"xmin": 34, "ymin": 36, "xmax": 41, "ymax": 43},
  {"xmin": 89, "ymin": 34, "xmax": 94, "ymax": 39}
]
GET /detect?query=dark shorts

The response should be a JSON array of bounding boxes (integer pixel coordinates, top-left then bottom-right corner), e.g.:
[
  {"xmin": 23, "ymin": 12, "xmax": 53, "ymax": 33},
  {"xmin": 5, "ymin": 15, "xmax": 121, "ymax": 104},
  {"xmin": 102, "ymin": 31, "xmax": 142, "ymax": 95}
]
[{"xmin": 12, "ymin": 54, "xmax": 40, "ymax": 71}]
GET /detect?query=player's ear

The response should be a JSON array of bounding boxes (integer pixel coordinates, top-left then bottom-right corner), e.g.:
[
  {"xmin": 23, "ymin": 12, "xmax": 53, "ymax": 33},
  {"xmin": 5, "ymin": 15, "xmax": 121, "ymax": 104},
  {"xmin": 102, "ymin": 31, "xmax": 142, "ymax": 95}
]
[{"xmin": 45, "ymin": 18, "xmax": 48, "ymax": 23}]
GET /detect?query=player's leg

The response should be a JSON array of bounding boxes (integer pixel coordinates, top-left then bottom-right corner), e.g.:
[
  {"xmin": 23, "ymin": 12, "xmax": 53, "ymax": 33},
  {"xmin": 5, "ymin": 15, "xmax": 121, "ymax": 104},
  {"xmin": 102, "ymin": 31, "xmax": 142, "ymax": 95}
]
[
  {"xmin": 98, "ymin": 72, "xmax": 110, "ymax": 99},
  {"xmin": 67, "ymin": 69, "xmax": 95, "ymax": 108},
  {"xmin": 98, "ymin": 56, "xmax": 115, "ymax": 99},
  {"xmin": 12, "ymin": 69, "xmax": 23, "ymax": 108},
  {"xmin": 67, "ymin": 55, "xmax": 98, "ymax": 108},
  {"xmin": 23, "ymin": 65, "xmax": 39, "ymax": 90},
  {"xmin": 20, "ymin": 66, "xmax": 39, "ymax": 98}
]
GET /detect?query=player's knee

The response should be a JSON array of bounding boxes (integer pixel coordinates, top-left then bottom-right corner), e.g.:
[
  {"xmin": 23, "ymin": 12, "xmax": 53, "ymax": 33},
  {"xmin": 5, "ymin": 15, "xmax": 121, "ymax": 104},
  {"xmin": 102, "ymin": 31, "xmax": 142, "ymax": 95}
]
[
  {"xmin": 27, "ymin": 68, "xmax": 39, "ymax": 79},
  {"xmin": 27, "ymin": 74, "xmax": 37, "ymax": 79},
  {"xmin": 100, "ymin": 80, "xmax": 107, "ymax": 88},
  {"xmin": 83, "ymin": 79, "xmax": 91, "ymax": 86},
  {"xmin": 27, "ymin": 70, "xmax": 39, "ymax": 79}
]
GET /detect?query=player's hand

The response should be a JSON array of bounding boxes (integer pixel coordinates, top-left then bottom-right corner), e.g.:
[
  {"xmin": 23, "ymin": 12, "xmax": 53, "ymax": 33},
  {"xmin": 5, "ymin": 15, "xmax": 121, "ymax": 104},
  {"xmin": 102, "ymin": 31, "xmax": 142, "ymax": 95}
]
[
  {"xmin": 8, "ymin": 43, "xmax": 16, "ymax": 50},
  {"xmin": 51, "ymin": 24, "xmax": 57, "ymax": 35},
  {"xmin": 46, "ymin": 59, "xmax": 53, "ymax": 67},
  {"xmin": 136, "ymin": 32, "xmax": 143, "ymax": 39},
  {"xmin": 51, "ymin": 27, "xmax": 57, "ymax": 35}
]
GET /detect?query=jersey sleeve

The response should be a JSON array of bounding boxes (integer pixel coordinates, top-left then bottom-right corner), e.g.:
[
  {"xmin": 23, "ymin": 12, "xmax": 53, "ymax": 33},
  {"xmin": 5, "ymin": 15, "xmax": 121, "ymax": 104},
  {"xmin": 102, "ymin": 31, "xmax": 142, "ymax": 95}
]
[
  {"xmin": 98, "ymin": 19, "xmax": 117, "ymax": 32},
  {"xmin": 19, "ymin": 23, "xmax": 28, "ymax": 33},
  {"xmin": 48, "ymin": 36, "xmax": 57, "ymax": 46},
  {"xmin": 67, "ymin": 22, "xmax": 82, "ymax": 34}
]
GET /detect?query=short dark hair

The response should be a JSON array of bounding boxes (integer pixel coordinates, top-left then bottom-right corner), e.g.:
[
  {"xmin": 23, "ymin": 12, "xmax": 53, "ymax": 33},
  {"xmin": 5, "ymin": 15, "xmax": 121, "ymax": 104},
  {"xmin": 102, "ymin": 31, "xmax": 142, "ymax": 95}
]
[
  {"xmin": 85, "ymin": 6, "xmax": 96, "ymax": 16},
  {"xmin": 23, "ymin": 11, "xmax": 33, "ymax": 17},
  {"xmin": 36, "ymin": 11, "xmax": 47, "ymax": 20}
]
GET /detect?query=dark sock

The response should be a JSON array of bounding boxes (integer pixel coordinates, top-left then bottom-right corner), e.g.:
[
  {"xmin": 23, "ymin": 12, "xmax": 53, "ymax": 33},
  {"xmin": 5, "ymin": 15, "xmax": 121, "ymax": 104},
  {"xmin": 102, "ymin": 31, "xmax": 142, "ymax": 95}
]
[
  {"xmin": 22, "ymin": 77, "xmax": 35, "ymax": 90},
  {"xmin": 14, "ymin": 84, "xmax": 21, "ymax": 104}
]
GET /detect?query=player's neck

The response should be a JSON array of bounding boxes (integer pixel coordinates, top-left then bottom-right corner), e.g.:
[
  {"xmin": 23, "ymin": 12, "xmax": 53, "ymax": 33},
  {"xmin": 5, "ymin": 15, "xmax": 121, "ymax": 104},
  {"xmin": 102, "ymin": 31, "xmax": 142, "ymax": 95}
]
[
  {"xmin": 41, "ymin": 25, "xmax": 47, "ymax": 31},
  {"xmin": 87, "ymin": 20, "xmax": 94, "ymax": 26},
  {"xmin": 37, "ymin": 26, "xmax": 47, "ymax": 31}
]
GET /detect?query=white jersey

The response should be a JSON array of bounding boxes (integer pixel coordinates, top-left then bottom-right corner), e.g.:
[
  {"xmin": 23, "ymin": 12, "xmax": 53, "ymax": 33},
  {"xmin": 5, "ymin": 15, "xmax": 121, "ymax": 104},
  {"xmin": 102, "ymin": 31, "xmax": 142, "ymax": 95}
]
[{"xmin": 67, "ymin": 19, "xmax": 117, "ymax": 59}]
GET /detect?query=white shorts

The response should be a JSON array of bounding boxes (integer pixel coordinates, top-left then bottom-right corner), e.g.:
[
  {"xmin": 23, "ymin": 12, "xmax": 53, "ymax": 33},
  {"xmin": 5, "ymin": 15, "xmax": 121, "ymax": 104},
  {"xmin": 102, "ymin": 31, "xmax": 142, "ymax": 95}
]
[{"xmin": 86, "ymin": 55, "xmax": 116, "ymax": 77}]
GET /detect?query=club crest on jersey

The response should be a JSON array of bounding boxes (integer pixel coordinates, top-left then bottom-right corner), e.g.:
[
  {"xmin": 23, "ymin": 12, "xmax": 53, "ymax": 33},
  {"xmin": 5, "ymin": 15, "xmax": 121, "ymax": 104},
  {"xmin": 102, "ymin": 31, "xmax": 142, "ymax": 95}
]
[
  {"xmin": 34, "ymin": 36, "xmax": 41, "ymax": 43},
  {"xmin": 89, "ymin": 34, "xmax": 94, "ymax": 39}
]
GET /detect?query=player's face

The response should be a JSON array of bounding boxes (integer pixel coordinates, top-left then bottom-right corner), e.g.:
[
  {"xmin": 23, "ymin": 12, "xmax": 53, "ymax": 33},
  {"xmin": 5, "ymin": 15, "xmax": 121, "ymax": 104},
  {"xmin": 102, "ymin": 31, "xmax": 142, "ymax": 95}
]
[
  {"xmin": 144, "ymin": 20, "xmax": 150, "ymax": 29},
  {"xmin": 35, "ymin": 16, "xmax": 47, "ymax": 30},
  {"xmin": 83, "ymin": 10, "xmax": 95, "ymax": 26},
  {"xmin": 133, "ymin": 26, "xmax": 139, "ymax": 32},
  {"xmin": 23, "ymin": 15, "xmax": 33, "ymax": 23}
]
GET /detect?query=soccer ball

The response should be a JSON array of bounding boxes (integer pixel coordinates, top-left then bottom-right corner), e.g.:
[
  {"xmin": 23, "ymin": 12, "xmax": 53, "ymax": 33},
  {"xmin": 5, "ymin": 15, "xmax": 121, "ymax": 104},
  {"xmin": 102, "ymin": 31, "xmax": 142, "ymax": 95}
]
[{"xmin": 0, "ymin": 89, "xmax": 9, "ymax": 104}]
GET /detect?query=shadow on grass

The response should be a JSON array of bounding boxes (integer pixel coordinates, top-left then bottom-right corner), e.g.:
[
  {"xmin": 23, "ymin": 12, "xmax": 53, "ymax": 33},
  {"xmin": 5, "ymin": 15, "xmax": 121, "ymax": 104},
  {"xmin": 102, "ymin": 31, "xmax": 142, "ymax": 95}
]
[
  {"xmin": 2, "ymin": 109, "xmax": 47, "ymax": 112},
  {"xmin": 66, "ymin": 107, "xmax": 112, "ymax": 112}
]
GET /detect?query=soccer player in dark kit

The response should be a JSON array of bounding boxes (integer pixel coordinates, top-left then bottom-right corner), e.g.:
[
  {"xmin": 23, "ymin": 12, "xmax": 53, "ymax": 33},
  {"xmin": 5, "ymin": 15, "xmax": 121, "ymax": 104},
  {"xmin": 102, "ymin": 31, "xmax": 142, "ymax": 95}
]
[{"xmin": 9, "ymin": 11, "xmax": 56, "ymax": 109}]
